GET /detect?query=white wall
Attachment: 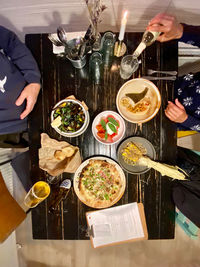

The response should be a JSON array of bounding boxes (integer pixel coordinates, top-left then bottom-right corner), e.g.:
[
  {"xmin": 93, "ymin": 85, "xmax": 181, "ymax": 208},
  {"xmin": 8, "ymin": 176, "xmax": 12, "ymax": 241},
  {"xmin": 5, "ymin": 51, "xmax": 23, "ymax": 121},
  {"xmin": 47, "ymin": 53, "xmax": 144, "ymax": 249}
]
[{"xmin": 0, "ymin": 0, "xmax": 200, "ymax": 40}]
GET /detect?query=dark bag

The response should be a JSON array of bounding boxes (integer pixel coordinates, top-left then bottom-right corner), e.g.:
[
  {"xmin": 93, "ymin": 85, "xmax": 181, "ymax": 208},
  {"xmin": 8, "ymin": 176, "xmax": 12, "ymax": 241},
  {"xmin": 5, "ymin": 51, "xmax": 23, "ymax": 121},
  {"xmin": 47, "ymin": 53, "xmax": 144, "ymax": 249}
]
[
  {"xmin": 0, "ymin": 132, "xmax": 29, "ymax": 148},
  {"xmin": 172, "ymin": 147, "xmax": 200, "ymax": 227}
]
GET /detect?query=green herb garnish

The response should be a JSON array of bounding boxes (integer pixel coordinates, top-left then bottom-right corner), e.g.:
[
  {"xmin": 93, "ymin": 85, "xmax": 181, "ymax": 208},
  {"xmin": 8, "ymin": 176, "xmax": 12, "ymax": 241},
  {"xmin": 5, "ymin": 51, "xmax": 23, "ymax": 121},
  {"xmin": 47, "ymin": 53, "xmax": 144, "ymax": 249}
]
[
  {"xmin": 100, "ymin": 119, "xmax": 106, "ymax": 130},
  {"xmin": 105, "ymin": 132, "xmax": 108, "ymax": 140},
  {"xmin": 104, "ymin": 193, "xmax": 109, "ymax": 200},
  {"xmin": 108, "ymin": 117, "xmax": 119, "ymax": 127},
  {"xmin": 108, "ymin": 122, "xmax": 117, "ymax": 133}
]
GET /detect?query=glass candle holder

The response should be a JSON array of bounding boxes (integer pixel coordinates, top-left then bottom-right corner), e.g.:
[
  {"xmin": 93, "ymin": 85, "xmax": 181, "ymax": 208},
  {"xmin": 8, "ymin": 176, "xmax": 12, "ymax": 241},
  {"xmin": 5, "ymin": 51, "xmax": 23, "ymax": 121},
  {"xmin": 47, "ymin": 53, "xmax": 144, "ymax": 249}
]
[{"xmin": 120, "ymin": 55, "xmax": 139, "ymax": 79}]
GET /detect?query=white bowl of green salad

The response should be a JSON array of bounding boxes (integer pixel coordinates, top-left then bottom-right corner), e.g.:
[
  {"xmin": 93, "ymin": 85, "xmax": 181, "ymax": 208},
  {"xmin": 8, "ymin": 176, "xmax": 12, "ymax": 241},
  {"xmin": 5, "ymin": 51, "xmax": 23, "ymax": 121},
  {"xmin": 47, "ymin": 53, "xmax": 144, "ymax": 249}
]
[{"xmin": 51, "ymin": 99, "xmax": 89, "ymax": 137}]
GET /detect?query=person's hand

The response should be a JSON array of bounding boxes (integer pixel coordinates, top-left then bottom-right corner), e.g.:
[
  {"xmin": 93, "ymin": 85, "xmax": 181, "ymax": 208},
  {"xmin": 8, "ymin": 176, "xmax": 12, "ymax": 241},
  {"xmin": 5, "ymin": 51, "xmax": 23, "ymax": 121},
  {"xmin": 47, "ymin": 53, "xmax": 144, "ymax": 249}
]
[
  {"xmin": 147, "ymin": 13, "xmax": 183, "ymax": 42},
  {"xmin": 15, "ymin": 83, "xmax": 41, "ymax": 120},
  {"xmin": 165, "ymin": 98, "xmax": 188, "ymax": 123}
]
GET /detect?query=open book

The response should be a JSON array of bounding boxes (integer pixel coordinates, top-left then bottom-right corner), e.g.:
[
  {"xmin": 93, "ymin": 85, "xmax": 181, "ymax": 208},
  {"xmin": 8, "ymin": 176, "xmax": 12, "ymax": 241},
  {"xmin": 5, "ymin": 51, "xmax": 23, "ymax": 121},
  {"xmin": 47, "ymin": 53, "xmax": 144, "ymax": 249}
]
[{"xmin": 86, "ymin": 202, "xmax": 148, "ymax": 248}]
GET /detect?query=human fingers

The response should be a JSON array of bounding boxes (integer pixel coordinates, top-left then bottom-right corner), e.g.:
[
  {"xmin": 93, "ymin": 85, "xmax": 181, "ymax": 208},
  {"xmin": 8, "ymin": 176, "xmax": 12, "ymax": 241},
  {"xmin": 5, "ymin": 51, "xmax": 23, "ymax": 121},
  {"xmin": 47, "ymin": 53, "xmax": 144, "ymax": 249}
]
[
  {"xmin": 148, "ymin": 13, "xmax": 167, "ymax": 25},
  {"xmin": 20, "ymin": 98, "xmax": 34, "ymax": 120},
  {"xmin": 165, "ymin": 101, "xmax": 188, "ymax": 123},
  {"xmin": 164, "ymin": 109, "xmax": 175, "ymax": 122},
  {"xmin": 147, "ymin": 22, "xmax": 176, "ymax": 42},
  {"xmin": 165, "ymin": 105, "xmax": 182, "ymax": 122},
  {"xmin": 146, "ymin": 24, "xmax": 171, "ymax": 36},
  {"xmin": 146, "ymin": 29, "xmax": 172, "ymax": 43},
  {"xmin": 148, "ymin": 13, "xmax": 173, "ymax": 26},
  {"xmin": 167, "ymin": 102, "xmax": 182, "ymax": 113},
  {"xmin": 15, "ymin": 91, "xmax": 26, "ymax": 106},
  {"xmin": 168, "ymin": 100, "xmax": 185, "ymax": 114},
  {"xmin": 167, "ymin": 101, "xmax": 175, "ymax": 108},
  {"xmin": 156, "ymin": 34, "xmax": 169, "ymax": 42},
  {"xmin": 148, "ymin": 14, "xmax": 183, "ymax": 42},
  {"xmin": 175, "ymin": 98, "xmax": 185, "ymax": 110},
  {"xmin": 165, "ymin": 102, "xmax": 180, "ymax": 118},
  {"xmin": 165, "ymin": 108, "xmax": 177, "ymax": 119},
  {"xmin": 147, "ymin": 23, "xmax": 169, "ymax": 30}
]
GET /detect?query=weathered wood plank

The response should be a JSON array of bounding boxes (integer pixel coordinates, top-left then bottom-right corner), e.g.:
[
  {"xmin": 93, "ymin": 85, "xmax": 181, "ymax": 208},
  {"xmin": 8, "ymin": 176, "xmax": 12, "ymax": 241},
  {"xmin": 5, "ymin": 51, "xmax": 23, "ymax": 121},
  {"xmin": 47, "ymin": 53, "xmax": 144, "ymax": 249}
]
[{"xmin": 26, "ymin": 34, "xmax": 48, "ymax": 239}]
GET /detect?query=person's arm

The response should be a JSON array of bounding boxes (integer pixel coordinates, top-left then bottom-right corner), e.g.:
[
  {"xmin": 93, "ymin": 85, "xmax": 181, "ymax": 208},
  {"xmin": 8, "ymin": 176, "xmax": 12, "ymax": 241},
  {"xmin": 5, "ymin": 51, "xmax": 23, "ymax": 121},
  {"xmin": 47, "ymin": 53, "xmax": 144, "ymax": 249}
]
[
  {"xmin": 148, "ymin": 13, "xmax": 200, "ymax": 47},
  {"xmin": 147, "ymin": 13, "xmax": 183, "ymax": 42},
  {"xmin": 180, "ymin": 24, "xmax": 200, "ymax": 47},
  {"xmin": 165, "ymin": 99, "xmax": 200, "ymax": 132},
  {"xmin": 0, "ymin": 26, "xmax": 41, "ymax": 84},
  {"xmin": 180, "ymin": 114, "xmax": 200, "ymax": 132},
  {"xmin": 0, "ymin": 26, "xmax": 41, "ymax": 119}
]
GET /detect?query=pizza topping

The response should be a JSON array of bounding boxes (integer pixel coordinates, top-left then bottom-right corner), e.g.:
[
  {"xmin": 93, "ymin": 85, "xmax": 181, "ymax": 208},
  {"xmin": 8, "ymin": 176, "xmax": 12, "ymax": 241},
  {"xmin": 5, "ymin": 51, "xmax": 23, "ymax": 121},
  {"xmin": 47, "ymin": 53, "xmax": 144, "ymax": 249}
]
[{"xmin": 79, "ymin": 160, "xmax": 121, "ymax": 202}]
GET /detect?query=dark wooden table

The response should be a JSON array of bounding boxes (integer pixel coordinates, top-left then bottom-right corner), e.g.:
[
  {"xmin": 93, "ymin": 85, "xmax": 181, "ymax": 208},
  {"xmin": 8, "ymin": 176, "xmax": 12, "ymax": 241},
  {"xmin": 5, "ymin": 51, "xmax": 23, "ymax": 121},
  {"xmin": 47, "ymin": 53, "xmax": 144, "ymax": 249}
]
[{"xmin": 26, "ymin": 32, "xmax": 178, "ymax": 240}]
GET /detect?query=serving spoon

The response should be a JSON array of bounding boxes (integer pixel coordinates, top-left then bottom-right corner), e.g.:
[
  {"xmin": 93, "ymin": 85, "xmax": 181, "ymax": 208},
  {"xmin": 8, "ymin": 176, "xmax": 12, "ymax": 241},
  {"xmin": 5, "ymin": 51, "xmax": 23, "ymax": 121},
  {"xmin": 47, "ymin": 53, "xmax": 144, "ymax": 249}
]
[
  {"xmin": 57, "ymin": 26, "xmax": 77, "ymax": 58},
  {"xmin": 57, "ymin": 26, "xmax": 68, "ymax": 45},
  {"xmin": 48, "ymin": 33, "xmax": 63, "ymax": 46}
]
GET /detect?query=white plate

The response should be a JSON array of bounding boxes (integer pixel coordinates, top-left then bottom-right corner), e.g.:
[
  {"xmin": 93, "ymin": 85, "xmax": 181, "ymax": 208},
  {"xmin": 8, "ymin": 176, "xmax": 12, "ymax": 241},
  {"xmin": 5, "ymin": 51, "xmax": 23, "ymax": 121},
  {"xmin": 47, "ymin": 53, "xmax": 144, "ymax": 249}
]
[
  {"xmin": 92, "ymin": 110, "xmax": 125, "ymax": 145},
  {"xmin": 73, "ymin": 156, "xmax": 126, "ymax": 208},
  {"xmin": 51, "ymin": 99, "xmax": 89, "ymax": 137},
  {"xmin": 116, "ymin": 78, "xmax": 161, "ymax": 123}
]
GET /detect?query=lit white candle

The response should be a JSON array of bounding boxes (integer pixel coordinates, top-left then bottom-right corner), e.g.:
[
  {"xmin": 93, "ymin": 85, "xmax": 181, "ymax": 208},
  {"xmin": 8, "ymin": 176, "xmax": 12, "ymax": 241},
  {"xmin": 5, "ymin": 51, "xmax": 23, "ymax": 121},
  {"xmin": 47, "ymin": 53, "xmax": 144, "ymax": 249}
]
[{"xmin": 118, "ymin": 11, "xmax": 128, "ymax": 41}]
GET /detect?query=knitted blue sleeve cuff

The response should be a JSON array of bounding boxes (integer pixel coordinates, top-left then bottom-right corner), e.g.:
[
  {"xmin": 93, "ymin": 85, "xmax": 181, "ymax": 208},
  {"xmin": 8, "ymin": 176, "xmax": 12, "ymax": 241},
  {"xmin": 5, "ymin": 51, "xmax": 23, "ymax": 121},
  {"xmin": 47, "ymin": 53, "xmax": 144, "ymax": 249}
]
[
  {"xmin": 180, "ymin": 115, "xmax": 200, "ymax": 131},
  {"xmin": 24, "ymin": 72, "xmax": 41, "ymax": 85},
  {"xmin": 179, "ymin": 23, "xmax": 200, "ymax": 48}
]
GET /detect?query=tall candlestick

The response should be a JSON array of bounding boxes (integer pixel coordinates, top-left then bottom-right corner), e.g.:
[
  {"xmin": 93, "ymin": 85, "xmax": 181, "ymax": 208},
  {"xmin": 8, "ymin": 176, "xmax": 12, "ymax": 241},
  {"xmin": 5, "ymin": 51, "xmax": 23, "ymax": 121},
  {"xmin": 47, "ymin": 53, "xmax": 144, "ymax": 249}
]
[{"xmin": 118, "ymin": 11, "xmax": 128, "ymax": 41}]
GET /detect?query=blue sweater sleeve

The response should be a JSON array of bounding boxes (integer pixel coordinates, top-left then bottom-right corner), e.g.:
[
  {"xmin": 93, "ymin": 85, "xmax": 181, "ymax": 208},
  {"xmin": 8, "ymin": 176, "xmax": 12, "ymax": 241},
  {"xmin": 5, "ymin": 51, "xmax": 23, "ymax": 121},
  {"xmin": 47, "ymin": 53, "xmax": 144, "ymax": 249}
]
[
  {"xmin": 179, "ymin": 23, "xmax": 200, "ymax": 47},
  {"xmin": 0, "ymin": 26, "xmax": 41, "ymax": 84},
  {"xmin": 179, "ymin": 115, "xmax": 200, "ymax": 132}
]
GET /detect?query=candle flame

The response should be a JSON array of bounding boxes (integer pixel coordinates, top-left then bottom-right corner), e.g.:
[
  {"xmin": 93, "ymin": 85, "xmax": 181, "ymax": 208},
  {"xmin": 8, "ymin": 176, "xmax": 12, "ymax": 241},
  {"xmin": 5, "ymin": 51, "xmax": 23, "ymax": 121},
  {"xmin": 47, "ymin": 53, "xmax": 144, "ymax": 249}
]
[{"xmin": 123, "ymin": 11, "xmax": 128, "ymax": 20}]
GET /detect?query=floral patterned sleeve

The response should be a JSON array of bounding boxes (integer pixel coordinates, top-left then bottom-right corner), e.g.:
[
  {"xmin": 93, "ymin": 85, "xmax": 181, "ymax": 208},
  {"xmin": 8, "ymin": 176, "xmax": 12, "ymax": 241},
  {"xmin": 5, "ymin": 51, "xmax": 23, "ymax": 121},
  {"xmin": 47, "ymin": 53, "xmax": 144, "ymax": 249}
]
[
  {"xmin": 179, "ymin": 115, "xmax": 200, "ymax": 132},
  {"xmin": 179, "ymin": 24, "xmax": 200, "ymax": 47},
  {"xmin": 175, "ymin": 73, "xmax": 200, "ymax": 132}
]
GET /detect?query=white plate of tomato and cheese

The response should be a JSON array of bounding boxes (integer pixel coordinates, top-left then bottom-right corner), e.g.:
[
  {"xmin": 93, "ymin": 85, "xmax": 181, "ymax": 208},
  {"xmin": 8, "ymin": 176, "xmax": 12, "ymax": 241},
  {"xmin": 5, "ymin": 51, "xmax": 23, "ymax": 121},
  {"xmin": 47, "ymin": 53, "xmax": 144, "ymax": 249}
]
[{"xmin": 92, "ymin": 111, "xmax": 125, "ymax": 145}]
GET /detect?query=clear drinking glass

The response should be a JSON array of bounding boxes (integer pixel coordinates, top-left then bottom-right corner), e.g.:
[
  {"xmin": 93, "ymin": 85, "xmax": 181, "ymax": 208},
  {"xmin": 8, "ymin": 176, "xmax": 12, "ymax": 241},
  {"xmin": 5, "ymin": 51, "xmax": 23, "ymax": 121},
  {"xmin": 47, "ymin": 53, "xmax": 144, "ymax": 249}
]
[
  {"xmin": 120, "ymin": 55, "xmax": 139, "ymax": 79},
  {"xmin": 24, "ymin": 181, "xmax": 50, "ymax": 208},
  {"xmin": 101, "ymin": 31, "xmax": 115, "ymax": 67},
  {"xmin": 46, "ymin": 174, "xmax": 60, "ymax": 185},
  {"xmin": 89, "ymin": 52, "xmax": 103, "ymax": 84}
]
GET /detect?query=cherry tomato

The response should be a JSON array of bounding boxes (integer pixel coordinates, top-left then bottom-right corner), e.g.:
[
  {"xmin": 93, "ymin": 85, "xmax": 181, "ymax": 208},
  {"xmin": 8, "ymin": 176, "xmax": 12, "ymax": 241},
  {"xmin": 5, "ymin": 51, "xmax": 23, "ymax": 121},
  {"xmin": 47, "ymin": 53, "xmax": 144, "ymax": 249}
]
[
  {"xmin": 96, "ymin": 124, "xmax": 105, "ymax": 133},
  {"xmin": 111, "ymin": 133, "xmax": 117, "ymax": 138},
  {"xmin": 107, "ymin": 115, "xmax": 115, "ymax": 119},
  {"xmin": 107, "ymin": 135, "xmax": 113, "ymax": 142},
  {"xmin": 97, "ymin": 132, "xmax": 105, "ymax": 139}
]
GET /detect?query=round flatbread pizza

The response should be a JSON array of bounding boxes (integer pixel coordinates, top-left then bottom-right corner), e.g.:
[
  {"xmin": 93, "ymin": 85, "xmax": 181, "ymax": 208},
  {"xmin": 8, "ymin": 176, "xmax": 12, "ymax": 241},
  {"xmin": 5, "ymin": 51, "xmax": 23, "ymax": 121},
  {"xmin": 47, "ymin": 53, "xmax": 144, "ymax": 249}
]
[{"xmin": 74, "ymin": 157, "xmax": 126, "ymax": 208}]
